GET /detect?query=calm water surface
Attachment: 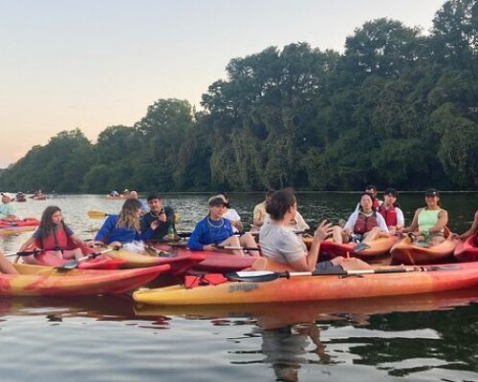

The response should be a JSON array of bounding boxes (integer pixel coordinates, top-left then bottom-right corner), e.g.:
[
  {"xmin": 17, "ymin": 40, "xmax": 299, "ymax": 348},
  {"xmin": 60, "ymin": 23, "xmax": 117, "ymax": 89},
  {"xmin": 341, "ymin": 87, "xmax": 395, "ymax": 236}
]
[{"xmin": 1, "ymin": 193, "xmax": 478, "ymax": 381}]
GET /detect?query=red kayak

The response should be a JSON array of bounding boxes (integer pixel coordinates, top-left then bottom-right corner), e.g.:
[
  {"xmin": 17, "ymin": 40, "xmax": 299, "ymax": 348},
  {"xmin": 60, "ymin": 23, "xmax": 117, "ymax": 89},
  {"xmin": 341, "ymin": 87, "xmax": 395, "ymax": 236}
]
[
  {"xmin": 150, "ymin": 242, "xmax": 257, "ymax": 272},
  {"xmin": 0, "ymin": 218, "xmax": 40, "ymax": 228},
  {"xmin": 454, "ymin": 234, "xmax": 478, "ymax": 262}
]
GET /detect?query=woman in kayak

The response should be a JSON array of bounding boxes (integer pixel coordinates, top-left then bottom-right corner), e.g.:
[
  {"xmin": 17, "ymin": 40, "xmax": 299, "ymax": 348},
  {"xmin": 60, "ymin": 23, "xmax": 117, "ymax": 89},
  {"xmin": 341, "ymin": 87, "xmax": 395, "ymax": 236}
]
[
  {"xmin": 259, "ymin": 189, "xmax": 369, "ymax": 272},
  {"xmin": 18, "ymin": 206, "xmax": 93, "ymax": 263},
  {"xmin": 0, "ymin": 249, "xmax": 18, "ymax": 274},
  {"xmin": 332, "ymin": 193, "xmax": 389, "ymax": 244},
  {"xmin": 188, "ymin": 196, "xmax": 259, "ymax": 256},
  {"xmin": 378, "ymin": 188, "xmax": 405, "ymax": 235},
  {"xmin": 402, "ymin": 189, "xmax": 448, "ymax": 246},
  {"xmin": 460, "ymin": 210, "xmax": 478, "ymax": 242},
  {"xmin": 92, "ymin": 198, "xmax": 158, "ymax": 252}
]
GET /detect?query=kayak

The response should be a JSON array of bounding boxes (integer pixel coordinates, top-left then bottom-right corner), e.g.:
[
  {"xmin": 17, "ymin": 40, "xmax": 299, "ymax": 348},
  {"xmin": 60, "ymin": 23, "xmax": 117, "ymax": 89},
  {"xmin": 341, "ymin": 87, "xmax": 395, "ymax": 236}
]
[
  {"xmin": 133, "ymin": 262, "xmax": 478, "ymax": 306},
  {"xmin": 313, "ymin": 236, "xmax": 399, "ymax": 260},
  {"xmin": 31, "ymin": 195, "xmax": 46, "ymax": 200},
  {"xmin": 390, "ymin": 234, "xmax": 457, "ymax": 265},
  {"xmin": 454, "ymin": 234, "xmax": 478, "ymax": 262},
  {"xmin": 0, "ymin": 218, "xmax": 40, "ymax": 228},
  {"xmin": 150, "ymin": 242, "xmax": 257, "ymax": 272},
  {"xmin": 0, "ymin": 263, "xmax": 169, "ymax": 296}
]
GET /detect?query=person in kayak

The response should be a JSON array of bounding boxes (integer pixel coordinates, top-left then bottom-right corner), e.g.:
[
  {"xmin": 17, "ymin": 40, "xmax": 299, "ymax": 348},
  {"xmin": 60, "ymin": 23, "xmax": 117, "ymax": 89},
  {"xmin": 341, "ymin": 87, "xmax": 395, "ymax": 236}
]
[
  {"xmin": 251, "ymin": 191, "xmax": 274, "ymax": 232},
  {"xmin": 378, "ymin": 188, "xmax": 405, "ymax": 235},
  {"xmin": 259, "ymin": 189, "xmax": 369, "ymax": 272},
  {"xmin": 333, "ymin": 193, "xmax": 389, "ymax": 244},
  {"xmin": 402, "ymin": 189, "xmax": 448, "ymax": 246},
  {"xmin": 459, "ymin": 210, "xmax": 478, "ymax": 242},
  {"xmin": 0, "ymin": 249, "xmax": 19, "ymax": 274},
  {"xmin": 18, "ymin": 206, "xmax": 93, "ymax": 262},
  {"xmin": 92, "ymin": 198, "xmax": 158, "ymax": 252},
  {"xmin": 354, "ymin": 185, "xmax": 382, "ymax": 212},
  {"xmin": 188, "ymin": 195, "xmax": 259, "ymax": 256},
  {"xmin": 215, "ymin": 193, "xmax": 243, "ymax": 233},
  {"xmin": 0, "ymin": 193, "xmax": 17, "ymax": 220},
  {"xmin": 141, "ymin": 192, "xmax": 177, "ymax": 242}
]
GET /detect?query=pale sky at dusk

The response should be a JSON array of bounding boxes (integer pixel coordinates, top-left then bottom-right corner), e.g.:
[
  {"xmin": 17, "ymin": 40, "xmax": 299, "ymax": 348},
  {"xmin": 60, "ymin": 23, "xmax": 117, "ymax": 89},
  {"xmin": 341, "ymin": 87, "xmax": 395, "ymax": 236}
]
[{"xmin": 0, "ymin": 0, "xmax": 446, "ymax": 168}]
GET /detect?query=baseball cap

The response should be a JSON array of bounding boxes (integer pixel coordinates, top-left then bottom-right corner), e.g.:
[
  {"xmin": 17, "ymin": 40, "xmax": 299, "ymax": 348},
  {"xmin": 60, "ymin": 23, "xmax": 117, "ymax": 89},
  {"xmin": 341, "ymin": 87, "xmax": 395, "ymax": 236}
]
[{"xmin": 425, "ymin": 188, "xmax": 439, "ymax": 197}]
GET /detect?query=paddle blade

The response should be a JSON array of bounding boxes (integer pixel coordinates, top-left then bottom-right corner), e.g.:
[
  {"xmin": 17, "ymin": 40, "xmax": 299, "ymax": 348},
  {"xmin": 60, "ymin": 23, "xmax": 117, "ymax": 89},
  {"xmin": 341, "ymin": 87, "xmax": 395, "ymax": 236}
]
[
  {"xmin": 59, "ymin": 260, "xmax": 79, "ymax": 270},
  {"xmin": 225, "ymin": 271, "xmax": 283, "ymax": 282},
  {"xmin": 87, "ymin": 210, "xmax": 109, "ymax": 219},
  {"xmin": 353, "ymin": 242, "xmax": 371, "ymax": 252}
]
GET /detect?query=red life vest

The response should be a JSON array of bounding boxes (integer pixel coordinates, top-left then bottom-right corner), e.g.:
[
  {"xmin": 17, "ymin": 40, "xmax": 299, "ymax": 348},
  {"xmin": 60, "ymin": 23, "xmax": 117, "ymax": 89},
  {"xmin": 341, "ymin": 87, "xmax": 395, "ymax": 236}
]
[
  {"xmin": 34, "ymin": 225, "xmax": 75, "ymax": 251},
  {"xmin": 354, "ymin": 212, "xmax": 378, "ymax": 235},
  {"xmin": 372, "ymin": 198, "xmax": 381, "ymax": 210},
  {"xmin": 378, "ymin": 205, "xmax": 397, "ymax": 227}
]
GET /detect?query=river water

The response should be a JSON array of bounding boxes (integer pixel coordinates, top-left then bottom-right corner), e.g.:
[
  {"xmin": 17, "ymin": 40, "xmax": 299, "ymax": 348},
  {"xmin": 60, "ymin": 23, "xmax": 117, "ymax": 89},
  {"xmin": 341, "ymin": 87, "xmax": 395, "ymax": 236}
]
[{"xmin": 1, "ymin": 192, "xmax": 478, "ymax": 382}]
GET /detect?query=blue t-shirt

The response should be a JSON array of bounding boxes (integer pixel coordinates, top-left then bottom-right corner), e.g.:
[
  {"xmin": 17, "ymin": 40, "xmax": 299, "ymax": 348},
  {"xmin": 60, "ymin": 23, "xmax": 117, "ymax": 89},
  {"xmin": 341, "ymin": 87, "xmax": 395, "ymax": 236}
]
[
  {"xmin": 95, "ymin": 215, "xmax": 153, "ymax": 244},
  {"xmin": 188, "ymin": 217, "xmax": 234, "ymax": 251}
]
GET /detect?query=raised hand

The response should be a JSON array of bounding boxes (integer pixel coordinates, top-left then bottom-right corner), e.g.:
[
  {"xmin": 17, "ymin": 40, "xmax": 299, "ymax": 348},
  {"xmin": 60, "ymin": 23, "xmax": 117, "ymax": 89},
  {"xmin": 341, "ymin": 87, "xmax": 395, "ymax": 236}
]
[{"xmin": 314, "ymin": 220, "xmax": 333, "ymax": 241}]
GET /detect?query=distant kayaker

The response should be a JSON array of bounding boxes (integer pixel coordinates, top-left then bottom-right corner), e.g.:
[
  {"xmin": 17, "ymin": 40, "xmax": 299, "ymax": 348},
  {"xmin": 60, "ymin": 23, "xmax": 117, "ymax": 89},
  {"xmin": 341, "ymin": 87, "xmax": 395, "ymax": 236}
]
[
  {"xmin": 188, "ymin": 195, "xmax": 259, "ymax": 256},
  {"xmin": 18, "ymin": 206, "xmax": 93, "ymax": 263},
  {"xmin": 460, "ymin": 210, "xmax": 478, "ymax": 241},
  {"xmin": 93, "ymin": 198, "xmax": 158, "ymax": 252},
  {"xmin": 0, "ymin": 249, "xmax": 18, "ymax": 274},
  {"xmin": 141, "ymin": 192, "xmax": 177, "ymax": 242},
  {"xmin": 378, "ymin": 188, "xmax": 405, "ymax": 235},
  {"xmin": 0, "ymin": 193, "xmax": 17, "ymax": 220},
  {"xmin": 333, "ymin": 193, "xmax": 389, "ymax": 244},
  {"xmin": 402, "ymin": 189, "xmax": 448, "ymax": 246},
  {"xmin": 259, "ymin": 188, "xmax": 369, "ymax": 272},
  {"xmin": 251, "ymin": 191, "xmax": 274, "ymax": 232}
]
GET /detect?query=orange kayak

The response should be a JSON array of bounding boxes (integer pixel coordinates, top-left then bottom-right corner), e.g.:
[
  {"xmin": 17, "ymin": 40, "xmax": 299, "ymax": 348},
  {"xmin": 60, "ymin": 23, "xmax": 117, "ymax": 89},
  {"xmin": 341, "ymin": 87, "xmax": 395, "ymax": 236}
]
[
  {"xmin": 454, "ymin": 234, "xmax": 478, "ymax": 262},
  {"xmin": 0, "ymin": 226, "xmax": 36, "ymax": 236},
  {"xmin": 0, "ymin": 263, "xmax": 169, "ymax": 296},
  {"xmin": 305, "ymin": 236, "xmax": 398, "ymax": 259},
  {"xmin": 133, "ymin": 262, "xmax": 478, "ymax": 306},
  {"xmin": 390, "ymin": 235, "xmax": 457, "ymax": 265}
]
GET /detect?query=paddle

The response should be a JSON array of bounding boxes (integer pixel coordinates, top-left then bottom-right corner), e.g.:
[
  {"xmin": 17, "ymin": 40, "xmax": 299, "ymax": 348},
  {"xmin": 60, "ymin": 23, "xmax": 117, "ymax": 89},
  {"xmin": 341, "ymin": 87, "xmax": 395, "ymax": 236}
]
[
  {"xmin": 87, "ymin": 210, "xmax": 111, "ymax": 219},
  {"xmin": 4, "ymin": 249, "xmax": 43, "ymax": 258},
  {"xmin": 353, "ymin": 242, "xmax": 371, "ymax": 252},
  {"xmin": 59, "ymin": 247, "xmax": 119, "ymax": 270},
  {"xmin": 214, "ymin": 245, "xmax": 260, "ymax": 251},
  {"xmin": 225, "ymin": 264, "xmax": 461, "ymax": 282}
]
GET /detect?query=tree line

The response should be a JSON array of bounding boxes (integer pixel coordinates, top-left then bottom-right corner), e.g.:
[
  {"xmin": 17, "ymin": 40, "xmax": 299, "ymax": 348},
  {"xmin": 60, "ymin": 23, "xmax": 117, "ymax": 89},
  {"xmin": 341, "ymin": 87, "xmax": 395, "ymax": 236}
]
[{"xmin": 1, "ymin": 0, "xmax": 477, "ymax": 193}]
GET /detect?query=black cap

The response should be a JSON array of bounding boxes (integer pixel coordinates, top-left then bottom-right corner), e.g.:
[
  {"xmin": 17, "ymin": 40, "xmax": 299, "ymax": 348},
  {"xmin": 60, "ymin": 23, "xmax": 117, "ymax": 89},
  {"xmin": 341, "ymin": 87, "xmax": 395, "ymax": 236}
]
[
  {"xmin": 208, "ymin": 196, "xmax": 228, "ymax": 207},
  {"xmin": 384, "ymin": 188, "xmax": 398, "ymax": 197},
  {"xmin": 425, "ymin": 188, "xmax": 439, "ymax": 197}
]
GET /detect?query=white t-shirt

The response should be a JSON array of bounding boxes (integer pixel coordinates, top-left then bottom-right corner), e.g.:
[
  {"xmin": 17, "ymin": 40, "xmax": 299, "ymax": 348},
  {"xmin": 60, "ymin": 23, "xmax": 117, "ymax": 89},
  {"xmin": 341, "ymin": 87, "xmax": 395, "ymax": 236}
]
[
  {"xmin": 223, "ymin": 208, "xmax": 241, "ymax": 233},
  {"xmin": 263, "ymin": 211, "xmax": 310, "ymax": 232},
  {"xmin": 259, "ymin": 223, "xmax": 306, "ymax": 264},
  {"xmin": 344, "ymin": 211, "xmax": 389, "ymax": 233}
]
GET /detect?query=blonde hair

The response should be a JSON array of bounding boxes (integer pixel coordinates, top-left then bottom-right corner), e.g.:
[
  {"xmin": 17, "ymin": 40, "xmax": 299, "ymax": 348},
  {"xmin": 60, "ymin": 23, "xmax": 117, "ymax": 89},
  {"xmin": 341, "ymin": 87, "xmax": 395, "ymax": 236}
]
[{"xmin": 116, "ymin": 199, "xmax": 142, "ymax": 231}]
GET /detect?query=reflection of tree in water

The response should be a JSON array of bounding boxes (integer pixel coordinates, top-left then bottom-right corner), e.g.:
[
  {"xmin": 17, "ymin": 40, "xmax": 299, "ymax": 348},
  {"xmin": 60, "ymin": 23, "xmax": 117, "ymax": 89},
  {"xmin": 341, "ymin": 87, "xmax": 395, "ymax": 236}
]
[{"xmin": 339, "ymin": 303, "xmax": 478, "ymax": 377}]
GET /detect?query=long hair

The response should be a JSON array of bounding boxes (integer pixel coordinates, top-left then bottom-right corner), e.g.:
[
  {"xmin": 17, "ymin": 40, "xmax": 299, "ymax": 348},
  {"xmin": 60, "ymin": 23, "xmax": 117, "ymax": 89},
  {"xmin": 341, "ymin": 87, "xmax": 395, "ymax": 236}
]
[
  {"xmin": 39, "ymin": 206, "xmax": 69, "ymax": 238},
  {"xmin": 116, "ymin": 199, "xmax": 142, "ymax": 230}
]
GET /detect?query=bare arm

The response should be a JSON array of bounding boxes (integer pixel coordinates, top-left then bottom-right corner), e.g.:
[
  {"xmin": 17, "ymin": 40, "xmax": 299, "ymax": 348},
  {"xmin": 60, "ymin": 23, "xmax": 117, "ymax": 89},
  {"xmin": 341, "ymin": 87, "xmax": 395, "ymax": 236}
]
[
  {"xmin": 460, "ymin": 210, "xmax": 478, "ymax": 239},
  {"xmin": 402, "ymin": 209, "xmax": 421, "ymax": 233},
  {"xmin": 427, "ymin": 209, "xmax": 448, "ymax": 234},
  {"xmin": 18, "ymin": 236, "xmax": 35, "ymax": 252}
]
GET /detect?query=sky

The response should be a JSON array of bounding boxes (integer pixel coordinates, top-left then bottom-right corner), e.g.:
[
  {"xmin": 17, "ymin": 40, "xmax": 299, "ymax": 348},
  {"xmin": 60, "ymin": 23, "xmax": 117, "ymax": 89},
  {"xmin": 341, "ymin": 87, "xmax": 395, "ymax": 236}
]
[{"xmin": 0, "ymin": 0, "xmax": 447, "ymax": 168}]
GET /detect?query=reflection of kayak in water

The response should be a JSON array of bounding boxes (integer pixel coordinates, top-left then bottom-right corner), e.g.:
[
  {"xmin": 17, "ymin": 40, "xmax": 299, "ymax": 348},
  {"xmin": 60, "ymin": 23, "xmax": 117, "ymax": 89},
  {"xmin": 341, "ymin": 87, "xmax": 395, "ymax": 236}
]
[
  {"xmin": 134, "ymin": 288, "xmax": 478, "ymax": 329},
  {"xmin": 133, "ymin": 261, "xmax": 478, "ymax": 306},
  {"xmin": 0, "ymin": 225, "xmax": 36, "ymax": 236}
]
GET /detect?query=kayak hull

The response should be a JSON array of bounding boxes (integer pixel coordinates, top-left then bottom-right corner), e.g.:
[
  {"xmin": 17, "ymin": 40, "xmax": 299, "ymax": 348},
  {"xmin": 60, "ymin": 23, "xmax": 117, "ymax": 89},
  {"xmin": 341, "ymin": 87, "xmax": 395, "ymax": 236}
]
[
  {"xmin": 150, "ymin": 243, "xmax": 256, "ymax": 272},
  {"xmin": 1, "ymin": 263, "xmax": 169, "ymax": 296},
  {"xmin": 133, "ymin": 262, "xmax": 478, "ymax": 306},
  {"xmin": 454, "ymin": 234, "xmax": 478, "ymax": 262},
  {"xmin": 317, "ymin": 236, "xmax": 398, "ymax": 259},
  {"xmin": 0, "ymin": 226, "xmax": 36, "ymax": 236},
  {"xmin": 21, "ymin": 251, "xmax": 127, "ymax": 270},
  {"xmin": 390, "ymin": 235, "xmax": 457, "ymax": 265}
]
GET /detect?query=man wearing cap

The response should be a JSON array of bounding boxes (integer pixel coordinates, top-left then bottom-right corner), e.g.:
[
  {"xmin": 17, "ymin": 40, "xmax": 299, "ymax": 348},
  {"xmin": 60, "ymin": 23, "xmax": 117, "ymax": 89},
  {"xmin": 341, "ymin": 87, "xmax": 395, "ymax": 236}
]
[
  {"xmin": 140, "ymin": 193, "xmax": 176, "ymax": 242},
  {"xmin": 378, "ymin": 188, "xmax": 404, "ymax": 234},
  {"xmin": 0, "ymin": 193, "xmax": 17, "ymax": 220}
]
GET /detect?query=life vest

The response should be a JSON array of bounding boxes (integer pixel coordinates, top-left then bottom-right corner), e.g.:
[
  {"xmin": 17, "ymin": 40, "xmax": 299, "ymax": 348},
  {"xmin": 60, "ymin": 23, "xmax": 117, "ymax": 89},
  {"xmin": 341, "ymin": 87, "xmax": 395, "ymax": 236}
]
[
  {"xmin": 372, "ymin": 198, "xmax": 381, "ymax": 210},
  {"xmin": 378, "ymin": 204, "xmax": 397, "ymax": 227},
  {"xmin": 34, "ymin": 225, "xmax": 75, "ymax": 251},
  {"xmin": 354, "ymin": 212, "xmax": 378, "ymax": 235}
]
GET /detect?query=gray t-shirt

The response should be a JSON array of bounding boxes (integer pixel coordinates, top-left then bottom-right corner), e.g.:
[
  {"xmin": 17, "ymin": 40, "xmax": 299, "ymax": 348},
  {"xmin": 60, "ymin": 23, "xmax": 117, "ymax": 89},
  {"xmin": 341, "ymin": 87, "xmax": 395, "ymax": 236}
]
[{"xmin": 259, "ymin": 223, "xmax": 306, "ymax": 264}]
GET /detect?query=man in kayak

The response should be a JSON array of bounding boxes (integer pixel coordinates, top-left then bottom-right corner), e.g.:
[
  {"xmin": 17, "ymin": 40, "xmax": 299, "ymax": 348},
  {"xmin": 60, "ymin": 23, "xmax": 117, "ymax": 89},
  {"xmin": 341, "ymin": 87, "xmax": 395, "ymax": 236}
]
[
  {"xmin": 378, "ymin": 188, "xmax": 405, "ymax": 235},
  {"xmin": 0, "ymin": 193, "xmax": 17, "ymax": 220},
  {"xmin": 141, "ymin": 193, "xmax": 177, "ymax": 242},
  {"xmin": 251, "ymin": 191, "xmax": 274, "ymax": 232},
  {"xmin": 0, "ymin": 249, "xmax": 18, "ymax": 274}
]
